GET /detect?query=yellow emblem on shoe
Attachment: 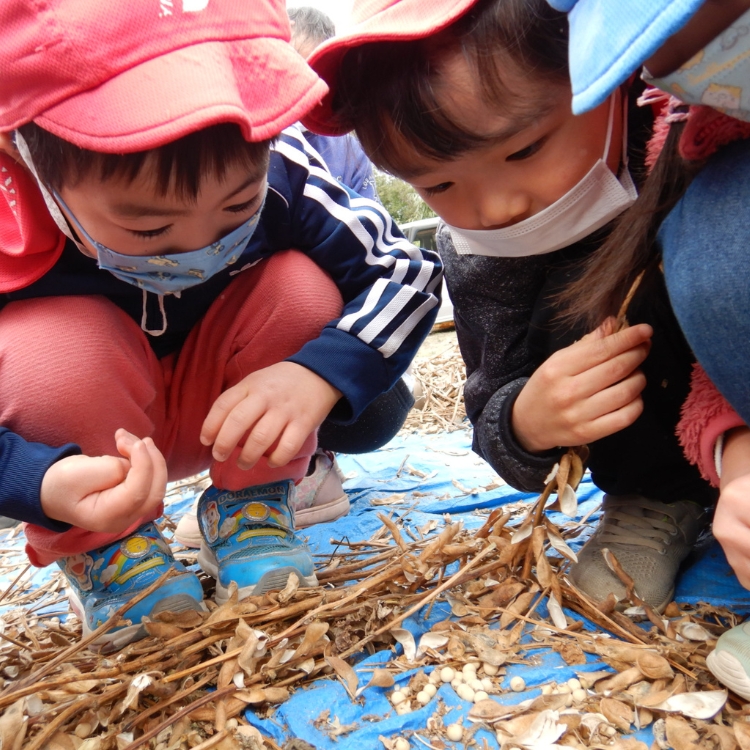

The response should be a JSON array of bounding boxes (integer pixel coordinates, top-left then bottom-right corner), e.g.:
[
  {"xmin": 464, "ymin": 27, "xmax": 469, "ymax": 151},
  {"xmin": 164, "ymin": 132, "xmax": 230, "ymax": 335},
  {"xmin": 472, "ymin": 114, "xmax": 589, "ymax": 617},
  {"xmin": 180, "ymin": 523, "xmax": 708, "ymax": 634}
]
[
  {"xmin": 243, "ymin": 502, "xmax": 270, "ymax": 522},
  {"xmin": 120, "ymin": 535, "xmax": 151, "ymax": 559}
]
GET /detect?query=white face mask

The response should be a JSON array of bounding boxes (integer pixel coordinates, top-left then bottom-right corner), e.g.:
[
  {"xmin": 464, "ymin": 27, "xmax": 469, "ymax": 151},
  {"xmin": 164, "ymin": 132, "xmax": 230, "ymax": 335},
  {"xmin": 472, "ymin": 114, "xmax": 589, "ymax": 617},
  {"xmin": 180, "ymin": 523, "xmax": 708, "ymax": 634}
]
[{"xmin": 446, "ymin": 93, "xmax": 637, "ymax": 258}]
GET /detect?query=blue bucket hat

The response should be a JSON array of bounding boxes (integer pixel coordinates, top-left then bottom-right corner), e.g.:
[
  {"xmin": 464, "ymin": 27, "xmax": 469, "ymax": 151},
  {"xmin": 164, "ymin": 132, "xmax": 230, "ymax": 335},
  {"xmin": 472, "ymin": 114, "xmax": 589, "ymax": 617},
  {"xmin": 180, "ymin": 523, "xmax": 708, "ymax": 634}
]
[{"xmin": 548, "ymin": 0, "xmax": 706, "ymax": 114}]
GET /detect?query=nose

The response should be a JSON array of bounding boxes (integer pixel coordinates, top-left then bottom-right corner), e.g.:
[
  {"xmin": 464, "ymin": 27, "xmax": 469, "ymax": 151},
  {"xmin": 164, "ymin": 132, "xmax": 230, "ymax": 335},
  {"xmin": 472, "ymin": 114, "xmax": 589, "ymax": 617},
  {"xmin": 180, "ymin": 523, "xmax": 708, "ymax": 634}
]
[{"xmin": 475, "ymin": 191, "xmax": 531, "ymax": 230}]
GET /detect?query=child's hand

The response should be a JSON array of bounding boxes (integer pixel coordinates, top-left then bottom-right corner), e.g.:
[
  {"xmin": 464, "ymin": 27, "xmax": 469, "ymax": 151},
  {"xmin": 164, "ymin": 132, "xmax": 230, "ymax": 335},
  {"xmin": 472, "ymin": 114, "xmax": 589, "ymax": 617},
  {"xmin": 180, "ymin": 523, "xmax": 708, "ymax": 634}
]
[
  {"xmin": 511, "ymin": 318, "xmax": 653, "ymax": 453},
  {"xmin": 40, "ymin": 429, "xmax": 167, "ymax": 533},
  {"xmin": 713, "ymin": 427, "xmax": 750, "ymax": 589},
  {"xmin": 201, "ymin": 362, "xmax": 342, "ymax": 471}
]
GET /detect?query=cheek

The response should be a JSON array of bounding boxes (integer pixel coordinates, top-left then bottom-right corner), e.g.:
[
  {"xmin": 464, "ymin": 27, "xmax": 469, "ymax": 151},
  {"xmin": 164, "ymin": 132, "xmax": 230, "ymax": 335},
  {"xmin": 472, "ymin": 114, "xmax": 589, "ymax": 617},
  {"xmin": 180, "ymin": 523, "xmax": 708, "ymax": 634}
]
[
  {"xmin": 416, "ymin": 192, "xmax": 470, "ymax": 227},
  {"xmin": 533, "ymin": 147, "xmax": 599, "ymax": 205}
]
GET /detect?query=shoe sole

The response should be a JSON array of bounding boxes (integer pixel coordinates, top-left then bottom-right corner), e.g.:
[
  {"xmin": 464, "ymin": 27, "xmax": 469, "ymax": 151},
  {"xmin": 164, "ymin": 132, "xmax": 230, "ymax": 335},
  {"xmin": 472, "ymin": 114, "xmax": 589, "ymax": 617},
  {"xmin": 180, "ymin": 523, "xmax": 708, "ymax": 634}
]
[
  {"xmin": 197, "ymin": 549, "xmax": 318, "ymax": 604},
  {"xmin": 294, "ymin": 494, "xmax": 350, "ymax": 529},
  {"xmin": 707, "ymin": 648, "xmax": 750, "ymax": 701}
]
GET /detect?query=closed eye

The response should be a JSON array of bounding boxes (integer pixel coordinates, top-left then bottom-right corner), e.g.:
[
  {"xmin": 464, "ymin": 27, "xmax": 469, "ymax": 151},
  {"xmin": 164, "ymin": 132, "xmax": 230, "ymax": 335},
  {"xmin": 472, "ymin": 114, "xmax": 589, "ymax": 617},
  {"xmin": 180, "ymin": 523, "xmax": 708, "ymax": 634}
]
[
  {"xmin": 422, "ymin": 182, "xmax": 453, "ymax": 197},
  {"xmin": 225, "ymin": 196, "xmax": 261, "ymax": 214},
  {"xmin": 130, "ymin": 225, "xmax": 172, "ymax": 240},
  {"xmin": 506, "ymin": 138, "xmax": 546, "ymax": 162}
]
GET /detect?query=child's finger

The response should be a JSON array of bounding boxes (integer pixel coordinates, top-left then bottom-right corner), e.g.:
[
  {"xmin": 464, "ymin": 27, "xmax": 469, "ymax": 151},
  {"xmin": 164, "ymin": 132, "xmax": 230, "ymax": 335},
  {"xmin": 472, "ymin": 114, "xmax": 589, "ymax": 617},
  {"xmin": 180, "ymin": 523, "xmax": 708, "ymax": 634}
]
[
  {"xmin": 577, "ymin": 396, "xmax": 645, "ymax": 445},
  {"xmin": 142, "ymin": 437, "xmax": 168, "ymax": 512},
  {"xmin": 211, "ymin": 399, "xmax": 266, "ymax": 462},
  {"xmin": 201, "ymin": 386, "xmax": 249, "ymax": 446},
  {"xmin": 266, "ymin": 422, "xmax": 309, "ymax": 469},
  {"xmin": 574, "ymin": 340, "xmax": 650, "ymax": 397},
  {"xmin": 114, "ymin": 428, "xmax": 139, "ymax": 456},
  {"xmin": 569, "ymin": 323, "xmax": 653, "ymax": 376},
  {"xmin": 578, "ymin": 370, "xmax": 647, "ymax": 425},
  {"xmin": 120, "ymin": 439, "xmax": 156, "ymax": 505},
  {"xmin": 238, "ymin": 412, "xmax": 286, "ymax": 470}
]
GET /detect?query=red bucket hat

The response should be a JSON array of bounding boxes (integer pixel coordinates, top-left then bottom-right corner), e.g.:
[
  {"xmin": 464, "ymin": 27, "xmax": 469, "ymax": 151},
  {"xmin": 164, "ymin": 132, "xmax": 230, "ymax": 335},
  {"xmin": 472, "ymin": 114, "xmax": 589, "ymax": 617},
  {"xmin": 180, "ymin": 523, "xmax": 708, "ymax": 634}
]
[
  {"xmin": 0, "ymin": 0, "xmax": 328, "ymax": 152},
  {"xmin": 302, "ymin": 0, "xmax": 479, "ymax": 136}
]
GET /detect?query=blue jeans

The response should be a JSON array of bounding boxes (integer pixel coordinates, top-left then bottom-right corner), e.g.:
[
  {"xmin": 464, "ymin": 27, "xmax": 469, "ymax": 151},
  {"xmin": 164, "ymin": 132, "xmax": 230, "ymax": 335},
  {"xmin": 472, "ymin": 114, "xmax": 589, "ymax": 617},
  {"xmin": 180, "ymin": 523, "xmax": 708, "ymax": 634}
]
[{"xmin": 661, "ymin": 137, "xmax": 750, "ymax": 425}]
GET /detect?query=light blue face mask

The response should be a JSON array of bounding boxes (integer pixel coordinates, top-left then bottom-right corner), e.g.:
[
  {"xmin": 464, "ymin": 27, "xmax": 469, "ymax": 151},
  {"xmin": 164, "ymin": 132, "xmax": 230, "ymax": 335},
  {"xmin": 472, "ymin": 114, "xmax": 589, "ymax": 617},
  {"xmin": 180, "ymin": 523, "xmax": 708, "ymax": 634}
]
[
  {"xmin": 643, "ymin": 6, "xmax": 750, "ymax": 122},
  {"xmin": 14, "ymin": 128, "xmax": 267, "ymax": 335},
  {"xmin": 53, "ymin": 189, "xmax": 265, "ymax": 296}
]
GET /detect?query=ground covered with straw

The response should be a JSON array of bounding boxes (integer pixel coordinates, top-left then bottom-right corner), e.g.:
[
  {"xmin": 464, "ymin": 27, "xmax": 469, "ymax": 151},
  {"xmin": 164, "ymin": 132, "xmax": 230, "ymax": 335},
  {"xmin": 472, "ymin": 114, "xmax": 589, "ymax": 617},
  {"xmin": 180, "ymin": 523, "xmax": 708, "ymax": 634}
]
[{"xmin": 0, "ymin": 336, "xmax": 748, "ymax": 749}]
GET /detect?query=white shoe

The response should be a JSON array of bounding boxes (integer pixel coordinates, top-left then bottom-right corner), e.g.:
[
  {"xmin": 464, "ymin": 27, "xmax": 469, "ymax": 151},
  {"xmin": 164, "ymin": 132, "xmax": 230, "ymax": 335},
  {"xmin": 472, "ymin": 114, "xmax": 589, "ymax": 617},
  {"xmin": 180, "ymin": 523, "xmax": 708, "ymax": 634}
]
[{"xmin": 292, "ymin": 449, "xmax": 350, "ymax": 528}]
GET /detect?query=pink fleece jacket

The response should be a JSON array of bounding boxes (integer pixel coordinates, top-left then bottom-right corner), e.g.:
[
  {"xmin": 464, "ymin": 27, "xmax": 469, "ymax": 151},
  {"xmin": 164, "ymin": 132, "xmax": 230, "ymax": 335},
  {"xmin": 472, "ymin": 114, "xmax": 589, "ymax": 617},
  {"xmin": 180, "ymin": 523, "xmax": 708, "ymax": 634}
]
[{"xmin": 678, "ymin": 365, "xmax": 745, "ymax": 486}]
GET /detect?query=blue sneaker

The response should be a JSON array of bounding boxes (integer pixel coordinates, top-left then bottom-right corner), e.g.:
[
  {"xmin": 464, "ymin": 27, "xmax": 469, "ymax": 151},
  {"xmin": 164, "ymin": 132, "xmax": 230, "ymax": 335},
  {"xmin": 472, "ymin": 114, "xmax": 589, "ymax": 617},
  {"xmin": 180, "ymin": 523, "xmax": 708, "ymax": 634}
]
[
  {"xmin": 196, "ymin": 480, "xmax": 317, "ymax": 603},
  {"xmin": 57, "ymin": 522, "xmax": 204, "ymax": 652}
]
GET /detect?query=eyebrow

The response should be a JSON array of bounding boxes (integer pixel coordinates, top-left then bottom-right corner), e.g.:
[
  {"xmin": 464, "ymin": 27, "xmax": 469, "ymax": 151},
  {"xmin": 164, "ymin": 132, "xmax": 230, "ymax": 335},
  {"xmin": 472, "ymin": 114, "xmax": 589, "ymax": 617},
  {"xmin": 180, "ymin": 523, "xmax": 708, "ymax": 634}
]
[{"xmin": 110, "ymin": 172, "xmax": 265, "ymax": 218}]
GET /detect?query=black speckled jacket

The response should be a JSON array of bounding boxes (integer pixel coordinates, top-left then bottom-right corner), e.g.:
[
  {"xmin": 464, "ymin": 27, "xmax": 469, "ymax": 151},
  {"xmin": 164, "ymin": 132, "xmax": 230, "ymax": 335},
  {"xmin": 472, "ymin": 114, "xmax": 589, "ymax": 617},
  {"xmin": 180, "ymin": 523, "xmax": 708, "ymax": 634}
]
[{"xmin": 437, "ymin": 91, "xmax": 716, "ymax": 507}]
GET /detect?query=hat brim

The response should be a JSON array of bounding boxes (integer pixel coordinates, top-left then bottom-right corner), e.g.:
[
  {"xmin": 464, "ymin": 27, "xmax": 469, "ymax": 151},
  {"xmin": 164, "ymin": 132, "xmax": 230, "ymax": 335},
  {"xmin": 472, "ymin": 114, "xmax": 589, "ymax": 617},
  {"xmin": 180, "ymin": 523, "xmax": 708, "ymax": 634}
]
[
  {"xmin": 35, "ymin": 38, "xmax": 328, "ymax": 152},
  {"xmin": 302, "ymin": 0, "xmax": 478, "ymax": 136},
  {"xmin": 567, "ymin": 0, "xmax": 705, "ymax": 114}
]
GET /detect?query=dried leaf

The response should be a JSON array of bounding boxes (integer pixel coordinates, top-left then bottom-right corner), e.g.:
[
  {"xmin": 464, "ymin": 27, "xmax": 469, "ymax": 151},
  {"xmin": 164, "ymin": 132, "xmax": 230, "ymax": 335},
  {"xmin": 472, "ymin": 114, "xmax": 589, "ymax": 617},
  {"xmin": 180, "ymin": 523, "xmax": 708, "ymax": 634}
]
[
  {"xmin": 0, "ymin": 699, "xmax": 26, "ymax": 750},
  {"xmin": 416, "ymin": 632, "xmax": 449, "ymax": 659},
  {"xmin": 325, "ymin": 652, "xmax": 359, "ymax": 700},
  {"xmin": 544, "ymin": 520, "xmax": 578, "ymax": 563},
  {"xmin": 665, "ymin": 715, "xmax": 700, "ymax": 750},
  {"xmin": 557, "ymin": 484, "xmax": 578, "ymax": 517},
  {"xmin": 636, "ymin": 651, "xmax": 674, "ymax": 680},
  {"xmin": 277, "ymin": 571, "xmax": 300, "ymax": 603},
  {"xmin": 391, "ymin": 628, "xmax": 417, "ymax": 662},
  {"xmin": 735, "ymin": 721, "xmax": 750, "ymax": 750},
  {"xmin": 600, "ymin": 697, "xmax": 633, "ymax": 731},
  {"xmin": 119, "ymin": 673, "xmax": 154, "ymax": 714},
  {"xmin": 514, "ymin": 709, "xmax": 567, "ymax": 749},
  {"xmin": 356, "ymin": 668, "xmax": 394, "ymax": 697},
  {"xmin": 556, "ymin": 453, "xmax": 571, "ymax": 498},
  {"xmin": 555, "ymin": 640, "xmax": 586, "ymax": 666},
  {"xmin": 676, "ymin": 620, "xmax": 712, "ymax": 642},
  {"xmin": 705, "ymin": 724, "xmax": 739, "ymax": 750},
  {"xmin": 291, "ymin": 621, "xmax": 329, "ymax": 660},
  {"xmin": 237, "ymin": 629, "xmax": 260, "ymax": 677},
  {"xmin": 596, "ymin": 666, "xmax": 643, "ymax": 693},
  {"xmin": 547, "ymin": 592, "xmax": 567, "ymax": 630},
  {"xmin": 569, "ymin": 448, "xmax": 586, "ymax": 489},
  {"xmin": 143, "ymin": 621, "xmax": 184, "ymax": 640},
  {"xmin": 511, "ymin": 517, "xmax": 534, "ymax": 545},
  {"xmin": 652, "ymin": 690, "xmax": 728, "ymax": 720}
]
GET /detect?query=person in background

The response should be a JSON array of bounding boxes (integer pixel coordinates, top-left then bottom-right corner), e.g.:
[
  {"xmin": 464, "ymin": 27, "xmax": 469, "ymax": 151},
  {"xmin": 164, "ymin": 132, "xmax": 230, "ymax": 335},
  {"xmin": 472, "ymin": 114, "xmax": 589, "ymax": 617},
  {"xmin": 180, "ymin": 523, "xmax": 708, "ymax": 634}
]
[{"xmin": 288, "ymin": 7, "xmax": 380, "ymax": 202}]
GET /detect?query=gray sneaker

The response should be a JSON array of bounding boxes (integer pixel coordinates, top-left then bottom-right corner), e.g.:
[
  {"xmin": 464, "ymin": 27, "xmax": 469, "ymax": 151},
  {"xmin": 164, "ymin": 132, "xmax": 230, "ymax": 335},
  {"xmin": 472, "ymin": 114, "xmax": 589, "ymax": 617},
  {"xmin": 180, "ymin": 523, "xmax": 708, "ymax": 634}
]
[{"xmin": 568, "ymin": 495, "xmax": 709, "ymax": 613}]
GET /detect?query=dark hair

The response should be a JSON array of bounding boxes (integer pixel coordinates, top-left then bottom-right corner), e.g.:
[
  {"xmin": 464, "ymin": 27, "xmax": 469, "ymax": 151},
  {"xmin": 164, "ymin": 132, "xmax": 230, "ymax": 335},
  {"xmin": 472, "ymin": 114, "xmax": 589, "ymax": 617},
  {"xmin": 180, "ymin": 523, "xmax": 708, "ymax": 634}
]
[
  {"xmin": 288, "ymin": 6, "xmax": 335, "ymax": 48},
  {"xmin": 556, "ymin": 120, "xmax": 704, "ymax": 327},
  {"xmin": 17, "ymin": 122, "xmax": 272, "ymax": 200},
  {"xmin": 333, "ymin": 0, "xmax": 569, "ymax": 176}
]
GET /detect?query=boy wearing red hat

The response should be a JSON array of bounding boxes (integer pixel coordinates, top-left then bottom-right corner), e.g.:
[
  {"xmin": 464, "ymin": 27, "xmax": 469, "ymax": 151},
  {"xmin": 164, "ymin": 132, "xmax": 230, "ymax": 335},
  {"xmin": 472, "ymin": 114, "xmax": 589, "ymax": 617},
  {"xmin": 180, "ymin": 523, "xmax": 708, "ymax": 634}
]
[{"xmin": 0, "ymin": 0, "xmax": 441, "ymax": 650}]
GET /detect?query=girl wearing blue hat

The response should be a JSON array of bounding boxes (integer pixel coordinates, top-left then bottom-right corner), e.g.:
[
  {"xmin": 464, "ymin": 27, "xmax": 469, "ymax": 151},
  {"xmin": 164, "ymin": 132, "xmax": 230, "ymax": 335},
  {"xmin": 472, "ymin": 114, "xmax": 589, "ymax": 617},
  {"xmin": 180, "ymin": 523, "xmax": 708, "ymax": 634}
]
[{"xmin": 303, "ymin": 0, "xmax": 717, "ymax": 614}]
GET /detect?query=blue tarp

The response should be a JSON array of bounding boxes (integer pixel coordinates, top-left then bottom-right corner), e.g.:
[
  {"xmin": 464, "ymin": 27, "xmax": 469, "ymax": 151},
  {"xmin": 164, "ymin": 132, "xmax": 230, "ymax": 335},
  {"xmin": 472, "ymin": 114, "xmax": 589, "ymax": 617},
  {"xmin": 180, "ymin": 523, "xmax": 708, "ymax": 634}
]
[{"xmin": 1, "ymin": 428, "xmax": 747, "ymax": 747}]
